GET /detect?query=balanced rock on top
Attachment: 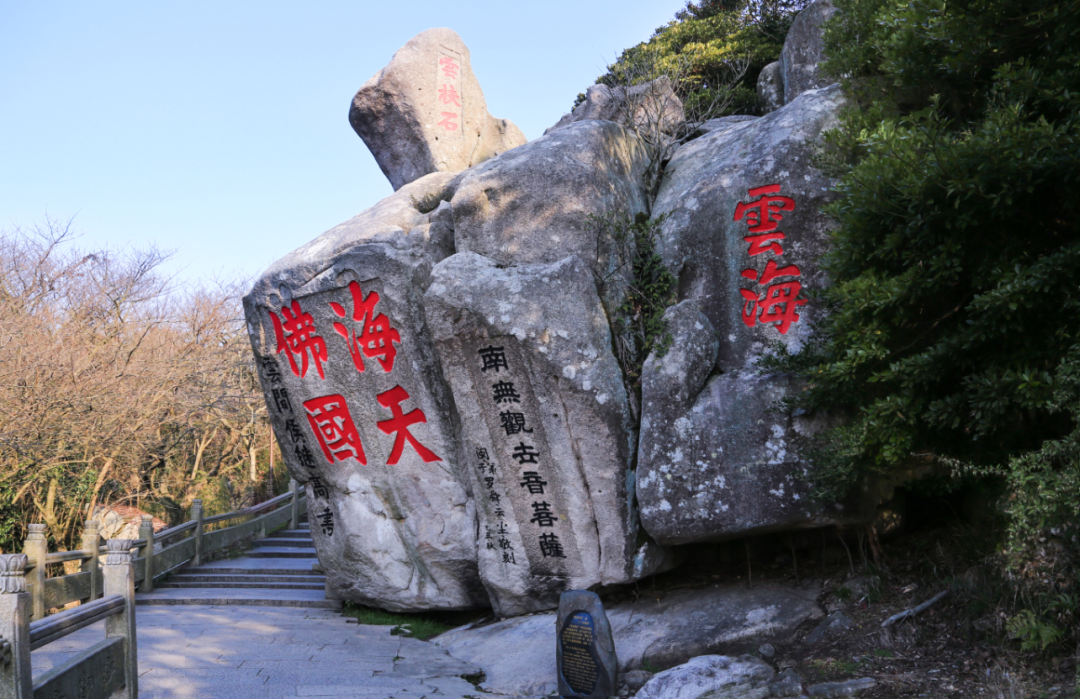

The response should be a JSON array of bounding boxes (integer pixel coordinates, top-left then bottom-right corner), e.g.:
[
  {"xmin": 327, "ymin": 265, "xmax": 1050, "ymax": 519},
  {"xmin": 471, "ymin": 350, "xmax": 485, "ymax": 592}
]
[{"xmin": 350, "ymin": 28, "xmax": 527, "ymax": 190}]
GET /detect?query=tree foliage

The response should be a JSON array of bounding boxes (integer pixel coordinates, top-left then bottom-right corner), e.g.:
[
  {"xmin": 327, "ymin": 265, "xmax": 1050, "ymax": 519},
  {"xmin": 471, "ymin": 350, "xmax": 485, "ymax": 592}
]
[
  {"xmin": 587, "ymin": 0, "xmax": 808, "ymax": 118},
  {"xmin": 762, "ymin": 0, "xmax": 1080, "ymax": 644},
  {"xmin": 0, "ymin": 221, "xmax": 278, "ymax": 552}
]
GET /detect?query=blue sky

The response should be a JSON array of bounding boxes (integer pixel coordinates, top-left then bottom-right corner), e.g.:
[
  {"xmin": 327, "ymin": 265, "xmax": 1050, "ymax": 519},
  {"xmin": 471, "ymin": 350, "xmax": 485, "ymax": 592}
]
[{"xmin": 0, "ymin": 1, "xmax": 686, "ymax": 285}]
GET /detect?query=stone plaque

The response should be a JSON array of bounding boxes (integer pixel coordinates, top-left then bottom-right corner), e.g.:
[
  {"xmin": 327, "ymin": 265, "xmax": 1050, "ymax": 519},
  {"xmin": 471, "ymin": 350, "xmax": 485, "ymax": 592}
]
[{"xmin": 557, "ymin": 590, "xmax": 617, "ymax": 699}]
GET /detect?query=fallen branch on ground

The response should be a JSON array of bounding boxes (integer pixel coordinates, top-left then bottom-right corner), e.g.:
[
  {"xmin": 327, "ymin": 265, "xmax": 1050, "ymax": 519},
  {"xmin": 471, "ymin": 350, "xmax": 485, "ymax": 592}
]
[{"xmin": 881, "ymin": 590, "xmax": 949, "ymax": 628}]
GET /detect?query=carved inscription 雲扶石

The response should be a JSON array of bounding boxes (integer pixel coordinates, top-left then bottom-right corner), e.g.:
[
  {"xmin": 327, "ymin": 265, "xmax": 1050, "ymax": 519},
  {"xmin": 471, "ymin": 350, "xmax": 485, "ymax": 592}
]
[
  {"xmin": 466, "ymin": 341, "xmax": 583, "ymax": 577},
  {"xmin": 735, "ymin": 183, "xmax": 807, "ymax": 334},
  {"xmin": 260, "ymin": 279, "xmax": 446, "ymax": 539},
  {"xmin": 559, "ymin": 611, "xmax": 600, "ymax": 695},
  {"xmin": 435, "ymin": 46, "xmax": 464, "ymax": 136}
]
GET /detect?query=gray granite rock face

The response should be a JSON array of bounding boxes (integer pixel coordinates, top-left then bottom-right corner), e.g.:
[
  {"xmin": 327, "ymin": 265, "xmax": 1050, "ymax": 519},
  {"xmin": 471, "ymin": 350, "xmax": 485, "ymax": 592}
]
[
  {"xmin": 349, "ymin": 28, "xmax": 527, "ymax": 191},
  {"xmin": 447, "ymin": 120, "xmax": 650, "ymax": 287},
  {"xmin": 635, "ymin": 655, "xmax": 775, "ymax": 699},
  {"xmin": 424, "ymin": 252, "xmax": 668, "ymax": 617},
  {"xmin": 244, "ymin": 172, "xmax": 487, "ymax": 612},
  {"xmin": 757, "ymin": 61, "xmax": 785, "ymax": 113},
  {"xmin": 556, "ymin": 590, "xmax": 617, "ymax": 699},
  {"xmin": 545, "ymin": 78, "xmax": 684, "ymax": 136},
  {"xmin": 781, "ymin": 0, "xmax": 838, "ymax": 104},
  {"xmin": 637, "ymin": 84, "xmax": 871, "ymax": 545},
  {"xmin": 432, "ymin": 582, "xmax": 823, "ymax": 695}
]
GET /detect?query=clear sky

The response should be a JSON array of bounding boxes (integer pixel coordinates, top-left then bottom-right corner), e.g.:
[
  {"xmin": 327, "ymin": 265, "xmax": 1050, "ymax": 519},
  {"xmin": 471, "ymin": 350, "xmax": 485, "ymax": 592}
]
[{"xmin": 0, "ymin": 1, "xmax": 686, "ymax": 286}]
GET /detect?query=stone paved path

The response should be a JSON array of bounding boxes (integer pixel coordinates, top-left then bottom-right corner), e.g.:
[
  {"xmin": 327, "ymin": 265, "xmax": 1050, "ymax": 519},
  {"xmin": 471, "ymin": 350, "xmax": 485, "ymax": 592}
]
[{"xmin": 31, "ymin": 605, "xmax": 489, "ymax": 699}]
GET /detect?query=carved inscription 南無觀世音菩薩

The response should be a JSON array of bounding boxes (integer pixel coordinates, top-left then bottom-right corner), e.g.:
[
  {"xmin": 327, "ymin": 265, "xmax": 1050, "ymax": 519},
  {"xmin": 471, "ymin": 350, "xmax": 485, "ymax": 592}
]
[
  {"xmin": 467, "ymin": 342, "xmax": 583, "ymax": 576},
  {"xmin": 560, "ymin": 611, "xmax": 600, "ymax": 696}
]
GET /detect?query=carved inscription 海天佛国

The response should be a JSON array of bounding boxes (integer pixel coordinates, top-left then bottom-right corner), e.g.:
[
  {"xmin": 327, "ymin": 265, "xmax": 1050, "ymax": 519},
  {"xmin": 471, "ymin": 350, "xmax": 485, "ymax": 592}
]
[
  {"xmin": 260, "ymin": 279, "xmax": 446, "ymax": 538},
  {"xmin": 559, "ymin": 611, "xmax": 599, "ymax": 696}
]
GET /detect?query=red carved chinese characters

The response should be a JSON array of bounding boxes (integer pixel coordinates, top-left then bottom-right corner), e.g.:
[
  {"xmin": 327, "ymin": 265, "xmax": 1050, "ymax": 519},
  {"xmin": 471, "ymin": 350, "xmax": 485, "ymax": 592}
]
[
  {"xmin": 376, "ymin": 386, "xmax": 441, "ymax": 465},
  {"xmin": 303, "ymin": 394, "xmax": 367, "ymax": 465},
  {"xmin": 270, "ymin": 301, "xmax": 328, "ymax": 380},
  {"xmin": 439, "ymin": 56, "xmax": 459, "ymax": 80},
  {"xmin": 438, "ymin": 111, "xmax": 459, "ymax": 131},
  {"xmin": 734, "ymin": 184, "xmax": 806, "ymax": 334},
  {"xmin": 438, "ymin": 84, "xmax": 461, "ymax": 107},
  {"xmin": 734, "ymin": 183, "xmax": 795, "ymax": 233},
  {"xmin": 329, "ymin": 281, "xmax": 401, "ymax": 374}
]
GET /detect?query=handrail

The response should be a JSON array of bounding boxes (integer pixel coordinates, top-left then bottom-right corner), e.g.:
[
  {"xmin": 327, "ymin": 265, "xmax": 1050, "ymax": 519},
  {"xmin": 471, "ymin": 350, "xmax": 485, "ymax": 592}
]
[
  {"xmin": 28, "ymin": 594, "xmax": 125, "ymax": 651},
  {"xmin": 45, "ymin": 549, "xmax": 93, "ymax": 565},
  {"xmin": 19, "ymin": 484, "xmax": 306, "ymax": 616},
  {"xmin": 155, "ymin": 519, "xmax": 197, "ymax": 542}
]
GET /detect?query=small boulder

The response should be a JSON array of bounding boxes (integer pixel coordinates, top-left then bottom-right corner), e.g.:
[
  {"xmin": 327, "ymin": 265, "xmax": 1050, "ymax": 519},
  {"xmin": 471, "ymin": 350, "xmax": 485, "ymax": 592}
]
[
  {"xmin": 807, "ymin": 678, "xmax": 877, "ymax": 697},
  {"xmin": 781, "ymin": 0, "xmax": 838, "ymax": 104},
  {"xmin": 769, "ymin": 668, "xmax": 805, "ymax": 697},
  {"xmin": 635, "ymin": 655, "xmax": 775, "ymax": 699},
  {"xmin": 757, "ymin": 61, "xmax": 784, "ymax": 112},
  {"xmin": 546, "ymin": 78, "xmax": 684, "ymax": 136},
  {"xmin": 805, "ymin": 611, "xmax": 854, "ymax": 645},
  {"xmin": 423, "ymin": 252, "xmax": 667, "ymax": 616},
  {"xmin": 349, "ymin": 28, "xmax": 526, "ymax": 191}
]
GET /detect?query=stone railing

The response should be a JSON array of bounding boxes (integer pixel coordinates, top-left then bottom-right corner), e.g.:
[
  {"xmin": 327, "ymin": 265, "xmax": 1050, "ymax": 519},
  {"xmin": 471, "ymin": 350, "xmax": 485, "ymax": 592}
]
[
  {"xmin": 0, "ymin": 541, "xmax": 138, "ymax": 699},
  {"xmin": 16, "ymin": 479, "xmax": 307, "ymax": 619}
]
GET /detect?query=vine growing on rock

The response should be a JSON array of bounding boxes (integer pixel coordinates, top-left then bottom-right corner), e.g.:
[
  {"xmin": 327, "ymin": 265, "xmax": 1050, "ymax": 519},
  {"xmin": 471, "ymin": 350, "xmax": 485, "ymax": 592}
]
[{"xmin": 588, "ymin": 211, "xmax": 676, "ymax": 410}]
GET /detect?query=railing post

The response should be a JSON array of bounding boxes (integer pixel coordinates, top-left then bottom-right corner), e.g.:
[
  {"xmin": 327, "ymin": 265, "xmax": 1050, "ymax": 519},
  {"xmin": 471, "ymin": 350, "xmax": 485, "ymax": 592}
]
[
  {"xmin": 21, "ymin": 525, "xmax": 47, "ymax": 620},
  {"xmin": 0, "ymin": 554, "xmax": 33, "ymax": 699},
  {"xmin": 80, "ymin": 520, "xmax": 100, "ymax": 602},
  {"xmin": 103, "ymin": 540, "xmax": 137, "ymax": 699},
  {"xmin": 138, "ymin": 515, "xmax": 154, "ymax": 593},
  {"xmin": 192, "ymin": 499, "xmax": 204, "ymax": 566},
  {"xmin": 289, "ymin": 478, "xmax": 300, "ymax": 530}
]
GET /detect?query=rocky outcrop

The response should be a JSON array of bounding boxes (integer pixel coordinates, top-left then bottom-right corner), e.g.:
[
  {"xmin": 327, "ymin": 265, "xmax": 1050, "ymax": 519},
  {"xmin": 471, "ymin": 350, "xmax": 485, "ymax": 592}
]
[
  {"xmin": 782, "ymin": 0, "xmax": 838, "ymax": 105},
  {"xmin": 545, "ymin": 78, "xmax": 683, "ymax": 136},
  {"xmin": 634, "ymin": 656, "xmax": 775, "ymax": 699},
  {"xmin": 433, "ymin": 583, "xmax": 823, "ymax": 694},
  {"xmin": 349, "ymin": 28, "xmax": 526, "ymax": 191},
  {"xmin": 243, "ymin": 172, "xmax": 486, "ymax": 611},
  {"xmin": 637, "ymin": 84, "xmax": 871, "ymax": 545},
  {"xmin": 448, "ymin": 120, "xmax": 650, "ymax": 299},
  {"xmin": 424, "ymin": 252, "xmax": 668, "ymax": 616}
]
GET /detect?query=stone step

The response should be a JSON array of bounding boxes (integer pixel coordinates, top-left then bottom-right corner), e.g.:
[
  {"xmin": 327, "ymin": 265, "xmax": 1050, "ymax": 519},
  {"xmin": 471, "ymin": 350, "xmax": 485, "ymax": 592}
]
[
  {"xmin": 182, "ymin": 564, "xmax": 319, "ymax": 576},
  {"xmin": 272, "ymin": 529, "xmax": 313, "ymax": 539},
  {"xmin": 166, "ymin": 573, "xmax": 326, "ymax": 585},
  {"xmin": 136, "ymin": 588, "xmax": 341, "ymax": 609},
  {"xmin": 158, "ymin": 581, "xmax": 325, "ymax": 590},
  {"xmin": 252, "ymin": 537, "xmax": 313, "ymax": 548},
  {"xmin": 246, "ymin": 547, "xmax": 318, "ymax": 558}
]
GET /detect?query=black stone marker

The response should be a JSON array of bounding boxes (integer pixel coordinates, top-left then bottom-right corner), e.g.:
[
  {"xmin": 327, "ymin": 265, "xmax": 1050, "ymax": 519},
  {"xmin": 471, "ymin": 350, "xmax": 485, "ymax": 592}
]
[{"xmin": 557, "ymin": 590, "xmax": 618, "ymax": 699}]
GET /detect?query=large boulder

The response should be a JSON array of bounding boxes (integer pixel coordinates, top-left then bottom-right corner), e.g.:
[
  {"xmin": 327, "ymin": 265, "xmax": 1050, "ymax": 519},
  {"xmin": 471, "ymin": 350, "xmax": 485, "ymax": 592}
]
[
  {"xmin": 243, "ymin": 172, "xmax": 487, "ymax": 611},
  {"xmin": 757, "ymin": 61, "xmax": 784, "ymax": 113},
  {"xmin": 781, "ymin": 0, "xmax": 838, "ymax": 105},
  {"xmin": 349, "ymin": 28, "xmax": 527, "ymax": 191},
  {"xmin": 545, "ymin": 78, "xmax": 684, "ymax": 136},
  {"xmin": 638, "ymin": 84, "xmax": 875, "ymax": 545},
  {"xmin": 423, "ymin": 252, "xmax": 669, "ymax": 617}
]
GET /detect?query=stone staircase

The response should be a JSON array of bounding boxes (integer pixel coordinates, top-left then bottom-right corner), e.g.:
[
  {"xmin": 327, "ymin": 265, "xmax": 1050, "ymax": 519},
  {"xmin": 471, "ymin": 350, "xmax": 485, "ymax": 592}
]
[{"xmin": 137, "ymin": 519, "xmax": 341, "ymax": 609}]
